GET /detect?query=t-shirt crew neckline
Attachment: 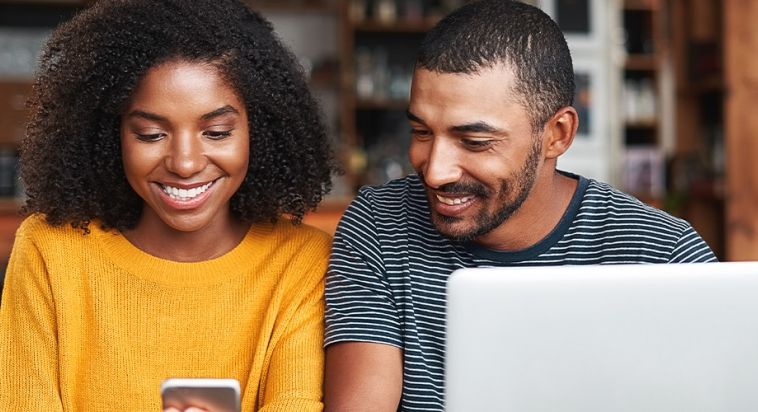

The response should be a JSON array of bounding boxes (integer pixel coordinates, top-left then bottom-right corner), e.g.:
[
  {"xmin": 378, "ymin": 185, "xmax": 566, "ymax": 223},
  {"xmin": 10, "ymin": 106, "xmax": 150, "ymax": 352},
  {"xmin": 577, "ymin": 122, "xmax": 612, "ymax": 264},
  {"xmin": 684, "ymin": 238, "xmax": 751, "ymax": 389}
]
[
  {"xmin": 464, "ymin": 171, "xmax": 588, "ymax": 263},
  {"xmin": 93, "ymin": 222, "xmax": 273, "ymax": 286}
]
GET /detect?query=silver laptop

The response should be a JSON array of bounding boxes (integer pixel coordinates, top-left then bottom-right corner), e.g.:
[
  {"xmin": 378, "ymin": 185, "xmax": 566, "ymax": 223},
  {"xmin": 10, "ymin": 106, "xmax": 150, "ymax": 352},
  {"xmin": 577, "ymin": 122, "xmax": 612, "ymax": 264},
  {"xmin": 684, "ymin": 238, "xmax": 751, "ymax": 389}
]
[{"xmin": 445, "ymin": 262, "xmax": 758, "ymax": 412}]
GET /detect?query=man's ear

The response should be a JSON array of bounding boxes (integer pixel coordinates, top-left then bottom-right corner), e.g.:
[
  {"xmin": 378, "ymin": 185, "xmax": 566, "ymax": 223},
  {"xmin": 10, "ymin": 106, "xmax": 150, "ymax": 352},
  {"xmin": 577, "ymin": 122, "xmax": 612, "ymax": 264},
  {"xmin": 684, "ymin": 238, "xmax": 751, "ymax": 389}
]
[{"xmin": 542, "ymin": 106, "xmax": 578, "ymax": 159}]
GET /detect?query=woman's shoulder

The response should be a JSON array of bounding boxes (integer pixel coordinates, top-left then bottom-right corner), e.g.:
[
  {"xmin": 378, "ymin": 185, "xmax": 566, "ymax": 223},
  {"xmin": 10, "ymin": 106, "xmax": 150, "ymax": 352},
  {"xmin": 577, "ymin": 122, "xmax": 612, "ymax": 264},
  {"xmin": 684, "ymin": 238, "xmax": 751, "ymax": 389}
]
[
  {"xmin": 255, "ymin": 218, "xmax": 332, "ymax": 250},
  {"xmin": 16, "ymin": 214, "xmax": 84, "ymax": 241},
  {"xmin": 243, "ymin": 219, "xmax": 331, "ymax": 288},
  {"xmin": 11, "ymin": 214, "xmax": 102, "ymax": 266},
  {"xmin": 14, "ymin": 215, "xmax": 115, "ymax": 254}
]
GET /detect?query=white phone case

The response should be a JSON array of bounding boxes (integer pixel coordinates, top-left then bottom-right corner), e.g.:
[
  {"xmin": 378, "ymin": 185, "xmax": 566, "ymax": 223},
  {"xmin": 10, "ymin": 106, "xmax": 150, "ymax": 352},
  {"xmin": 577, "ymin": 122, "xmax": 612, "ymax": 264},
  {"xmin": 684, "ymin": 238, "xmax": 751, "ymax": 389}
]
[{"xmin": 161, "ymin": 378, "xmax": 241, "ymax": 412}]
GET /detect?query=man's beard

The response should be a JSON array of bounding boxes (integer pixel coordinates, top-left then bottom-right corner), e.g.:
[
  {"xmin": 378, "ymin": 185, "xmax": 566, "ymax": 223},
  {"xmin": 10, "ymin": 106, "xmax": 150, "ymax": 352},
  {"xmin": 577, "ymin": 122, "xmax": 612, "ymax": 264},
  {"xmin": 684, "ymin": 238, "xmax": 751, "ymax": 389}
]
[{"xmin": 422, "ymin": 137, "xmax": 542, "ymax": 243}]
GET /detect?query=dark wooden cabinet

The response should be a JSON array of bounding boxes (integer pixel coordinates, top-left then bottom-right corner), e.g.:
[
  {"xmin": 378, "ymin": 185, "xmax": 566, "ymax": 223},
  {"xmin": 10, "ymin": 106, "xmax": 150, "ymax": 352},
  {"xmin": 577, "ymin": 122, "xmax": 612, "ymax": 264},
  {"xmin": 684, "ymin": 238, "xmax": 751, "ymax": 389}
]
[{"xmin": 724, "ymin": 0, "xmax": 758, "ymax": 260}]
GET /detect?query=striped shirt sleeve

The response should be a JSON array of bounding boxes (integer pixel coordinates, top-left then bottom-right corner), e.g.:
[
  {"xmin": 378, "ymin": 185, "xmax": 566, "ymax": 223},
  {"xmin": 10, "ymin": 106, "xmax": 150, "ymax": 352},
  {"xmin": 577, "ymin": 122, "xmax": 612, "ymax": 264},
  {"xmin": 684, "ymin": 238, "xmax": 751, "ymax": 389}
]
[
  {"xmin": 324, "ymin": 190, "xmax": 403, "ymax": 348},
  {"xmin": 669, "ymin": 225, "xmax": 718, "ymax": 263}
]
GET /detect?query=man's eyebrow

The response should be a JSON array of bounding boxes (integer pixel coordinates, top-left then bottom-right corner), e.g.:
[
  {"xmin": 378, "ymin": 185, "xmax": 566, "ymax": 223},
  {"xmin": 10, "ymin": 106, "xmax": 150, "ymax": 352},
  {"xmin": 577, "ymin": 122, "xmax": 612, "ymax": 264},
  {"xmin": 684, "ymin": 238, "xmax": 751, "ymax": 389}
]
[
  {"xmin": 201, "ymin": 105, "xmax": 240, "ymax": 121},
  {"xmin": 450, "ymin": 121, "xmax": 503, "ymax": 134},
  {"xmin": 407, "ymin": 109, "xmax": 505, "ymax": 134},
  {"xmin": 406, "ymin": 110, "xmax": 423, "ymax": 124}
]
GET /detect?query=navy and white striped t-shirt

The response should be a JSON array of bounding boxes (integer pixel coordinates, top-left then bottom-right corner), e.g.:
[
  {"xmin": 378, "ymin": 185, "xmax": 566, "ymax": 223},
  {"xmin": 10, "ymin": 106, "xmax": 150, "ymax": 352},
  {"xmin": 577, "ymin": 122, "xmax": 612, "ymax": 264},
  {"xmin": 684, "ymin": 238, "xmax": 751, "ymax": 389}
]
[{"xmin": 325, "ymin": 173, "xmax": 716, "ymax": 412}]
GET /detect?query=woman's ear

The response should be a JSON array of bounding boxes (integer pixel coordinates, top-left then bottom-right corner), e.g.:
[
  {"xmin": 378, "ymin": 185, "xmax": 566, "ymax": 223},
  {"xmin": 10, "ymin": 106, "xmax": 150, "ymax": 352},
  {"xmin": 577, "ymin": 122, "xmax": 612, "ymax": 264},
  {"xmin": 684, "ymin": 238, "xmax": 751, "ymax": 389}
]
[{"xmin": 543, "ymin": 106, "xmax": 578, "ymax": 160}]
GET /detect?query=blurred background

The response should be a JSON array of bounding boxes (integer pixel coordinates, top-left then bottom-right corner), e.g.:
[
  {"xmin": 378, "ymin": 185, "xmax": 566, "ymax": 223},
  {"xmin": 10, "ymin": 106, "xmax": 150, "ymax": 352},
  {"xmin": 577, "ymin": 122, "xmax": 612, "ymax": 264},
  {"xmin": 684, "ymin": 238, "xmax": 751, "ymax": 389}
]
[{"xmin": 0, "ymin": 0, "xmax": 755, "ymax": 280}]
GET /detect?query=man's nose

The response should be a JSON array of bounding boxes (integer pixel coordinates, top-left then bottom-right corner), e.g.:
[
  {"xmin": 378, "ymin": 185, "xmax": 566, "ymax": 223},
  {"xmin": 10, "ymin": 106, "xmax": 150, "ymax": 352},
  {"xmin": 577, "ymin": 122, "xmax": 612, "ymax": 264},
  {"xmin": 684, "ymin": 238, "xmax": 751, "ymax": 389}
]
[{"xmin": 422, "ymin": 139, "xmax": 462, "ymax": 189}]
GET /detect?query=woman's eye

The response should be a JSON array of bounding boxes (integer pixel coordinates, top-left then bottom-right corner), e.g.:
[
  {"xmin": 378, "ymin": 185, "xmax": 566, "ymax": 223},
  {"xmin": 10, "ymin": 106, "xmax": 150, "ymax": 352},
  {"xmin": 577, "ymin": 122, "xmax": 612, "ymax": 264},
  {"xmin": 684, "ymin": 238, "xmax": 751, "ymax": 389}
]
[
  {"xmin": 136, "ymin": 133, "xmax": 165, "ymax": 142},
  {"xmin": 204, "ymin": 130, "xmax": 233, "ymax": 140}
]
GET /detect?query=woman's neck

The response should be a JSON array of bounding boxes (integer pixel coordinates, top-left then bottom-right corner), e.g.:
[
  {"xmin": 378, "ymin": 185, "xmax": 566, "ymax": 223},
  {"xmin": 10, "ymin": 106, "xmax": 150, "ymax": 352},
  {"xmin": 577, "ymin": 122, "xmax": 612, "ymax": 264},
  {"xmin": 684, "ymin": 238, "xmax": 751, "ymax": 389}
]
[{"xmin": 123, "ymin": 212, "xmax": 251, "ymax": 262}]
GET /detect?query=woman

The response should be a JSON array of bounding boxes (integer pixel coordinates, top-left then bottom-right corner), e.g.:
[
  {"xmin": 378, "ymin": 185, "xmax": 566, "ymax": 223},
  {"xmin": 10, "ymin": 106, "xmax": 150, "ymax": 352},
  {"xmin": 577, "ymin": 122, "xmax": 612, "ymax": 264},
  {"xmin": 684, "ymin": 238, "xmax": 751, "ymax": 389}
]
[{"xmin": 0, "ymin": 0, "xmax": 337, "ymax": 410}]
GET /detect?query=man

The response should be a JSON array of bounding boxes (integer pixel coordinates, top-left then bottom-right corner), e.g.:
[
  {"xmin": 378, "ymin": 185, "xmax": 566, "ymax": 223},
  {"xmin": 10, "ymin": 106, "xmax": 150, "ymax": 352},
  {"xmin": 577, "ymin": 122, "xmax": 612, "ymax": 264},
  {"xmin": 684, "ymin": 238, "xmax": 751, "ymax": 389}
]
[{"xmin": 323, "ymin": 1, "xmax": 717, "ymax": 411}]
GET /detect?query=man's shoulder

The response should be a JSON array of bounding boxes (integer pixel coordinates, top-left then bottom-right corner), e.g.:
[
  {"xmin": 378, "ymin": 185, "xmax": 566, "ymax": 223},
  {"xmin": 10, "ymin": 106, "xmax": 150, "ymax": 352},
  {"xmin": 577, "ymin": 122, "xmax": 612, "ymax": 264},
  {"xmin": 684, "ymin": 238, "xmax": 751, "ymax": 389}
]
[
  {"xmin": 575, "ymin": 178, "xmax": 716, "ymax": 262},
  {"xmin": 357, "ymin": 175, "xmax": 424, "ymax": 198},
  {"xmin": 335, "ymin": 175, "xmax": 441, "ymax": 245},
  {"xmin": 581, "ymin": 178, "xmax": 690, "ymax": 230}
]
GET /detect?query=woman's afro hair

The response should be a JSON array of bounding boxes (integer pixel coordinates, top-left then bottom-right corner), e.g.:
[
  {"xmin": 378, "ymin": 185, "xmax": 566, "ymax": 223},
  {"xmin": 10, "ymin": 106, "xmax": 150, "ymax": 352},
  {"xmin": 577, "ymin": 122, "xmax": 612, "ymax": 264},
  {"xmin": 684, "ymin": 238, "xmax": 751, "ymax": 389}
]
[{"xmin": 21, "ymin": 0, "xmax": 338, "ymax": 232}]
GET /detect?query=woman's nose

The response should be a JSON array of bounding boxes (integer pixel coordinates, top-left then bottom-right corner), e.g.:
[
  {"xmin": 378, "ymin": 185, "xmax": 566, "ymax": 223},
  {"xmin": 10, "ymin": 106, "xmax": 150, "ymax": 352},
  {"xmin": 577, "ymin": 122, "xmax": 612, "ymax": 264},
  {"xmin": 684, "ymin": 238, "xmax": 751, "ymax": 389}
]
[{"xmin": 164, "ymin": 133, "xmax": 207, "ymax": 178}]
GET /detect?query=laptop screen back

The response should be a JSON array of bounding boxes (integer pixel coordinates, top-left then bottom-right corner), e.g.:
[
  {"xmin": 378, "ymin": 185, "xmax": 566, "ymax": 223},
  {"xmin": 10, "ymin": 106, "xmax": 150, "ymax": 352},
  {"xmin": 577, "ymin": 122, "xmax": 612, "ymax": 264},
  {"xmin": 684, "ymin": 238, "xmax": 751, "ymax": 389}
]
[{"xmin": 445, "ymin": 262, "xmax": 758, "ymax": 412}]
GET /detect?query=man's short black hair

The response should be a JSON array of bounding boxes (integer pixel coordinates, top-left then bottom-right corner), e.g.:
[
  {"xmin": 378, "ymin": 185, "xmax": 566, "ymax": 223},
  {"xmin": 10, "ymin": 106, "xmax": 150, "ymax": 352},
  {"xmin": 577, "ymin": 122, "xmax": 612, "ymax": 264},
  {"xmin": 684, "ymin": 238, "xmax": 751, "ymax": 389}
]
[
  {"xmin": 416, "ymin": 0, "xmax": 575, "ymax": 132},
  {"xmin": 21, "ymin": 0, "xmax": 337, "ymax": 232}
]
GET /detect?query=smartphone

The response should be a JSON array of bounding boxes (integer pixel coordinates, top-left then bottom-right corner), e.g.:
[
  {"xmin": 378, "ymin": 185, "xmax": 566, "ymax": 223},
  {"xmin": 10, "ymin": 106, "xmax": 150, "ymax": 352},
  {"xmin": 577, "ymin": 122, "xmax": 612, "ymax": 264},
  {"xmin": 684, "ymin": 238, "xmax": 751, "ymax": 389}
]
[{"xmin": 161, "ymin": 378, "xmax": 241, "ymax": 412}]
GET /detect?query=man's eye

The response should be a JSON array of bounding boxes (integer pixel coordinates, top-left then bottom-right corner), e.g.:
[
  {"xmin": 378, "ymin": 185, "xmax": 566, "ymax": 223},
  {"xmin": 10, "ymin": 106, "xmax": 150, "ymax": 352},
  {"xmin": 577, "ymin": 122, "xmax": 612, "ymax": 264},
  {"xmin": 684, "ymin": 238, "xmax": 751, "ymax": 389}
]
[
  {"xmin": 410, "ymin": 129, "xmax": 432, "ymax": 139},
  {"xmin": 462, "ymin": 139, "xmax": 493, "ymax": 150},
  {"xmin": 204, "ymin": 130, "xmax": 233, "ymax": 140}
]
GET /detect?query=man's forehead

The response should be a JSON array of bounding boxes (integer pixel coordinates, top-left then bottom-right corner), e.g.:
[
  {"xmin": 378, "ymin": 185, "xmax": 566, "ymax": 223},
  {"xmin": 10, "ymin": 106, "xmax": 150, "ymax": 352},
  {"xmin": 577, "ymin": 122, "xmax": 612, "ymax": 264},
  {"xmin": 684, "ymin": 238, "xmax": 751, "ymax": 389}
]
[{"xmin": 410, "ymin": 65, "xmax": 522, "ymax": 110}]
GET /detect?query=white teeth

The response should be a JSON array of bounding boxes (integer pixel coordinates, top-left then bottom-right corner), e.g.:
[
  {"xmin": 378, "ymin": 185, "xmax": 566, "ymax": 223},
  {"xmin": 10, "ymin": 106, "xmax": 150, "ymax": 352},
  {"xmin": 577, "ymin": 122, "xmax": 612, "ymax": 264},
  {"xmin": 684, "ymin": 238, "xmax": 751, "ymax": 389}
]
[
  {"xmin": 161, "ymin": 181, "xmax": 213, "ymax": 201},
  {"xmin": 436, "ymin": 194, "xmax": 473, "ymax": 206}
]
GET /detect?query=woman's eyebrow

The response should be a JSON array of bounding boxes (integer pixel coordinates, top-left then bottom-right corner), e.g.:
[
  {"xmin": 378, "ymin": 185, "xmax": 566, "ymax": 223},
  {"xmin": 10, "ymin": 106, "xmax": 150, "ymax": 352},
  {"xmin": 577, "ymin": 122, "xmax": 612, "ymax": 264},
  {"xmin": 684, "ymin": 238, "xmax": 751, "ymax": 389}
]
[
  {"xmin": 125, "ymin": 110, "xmax": 166, "ymax": 122},
  {"xmin": 201, "ymin": 105, "xmax": 240, "ymax": 121},
  {"xmin": 125, "ymin": 105, "xmax": 240, "ymax": 122}
]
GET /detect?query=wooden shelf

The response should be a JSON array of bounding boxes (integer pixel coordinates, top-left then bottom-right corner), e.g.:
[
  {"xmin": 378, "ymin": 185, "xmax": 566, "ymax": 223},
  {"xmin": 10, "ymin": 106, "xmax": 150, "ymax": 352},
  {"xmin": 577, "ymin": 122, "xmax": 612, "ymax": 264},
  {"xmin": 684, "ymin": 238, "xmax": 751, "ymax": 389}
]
[
  {"xmin": 624, "ymin": 54, "xmax": 658, "ymax": 71},
  {"xmin": 0, "ymin": 198, "xmax": 22, "ymax": 215},
  {"xmin": 625, "ymin": 119, "xmax": 658, "ymax": 129},
  {"xmin": 689, "ymin": 179, "xmax": 725, "ymax": 201},
  {"xmin": 668, "ymin": 0, "xmax": 726, "ymax": 259},
  {"xmin": 676, "ymin": 77, "xmax": 724, "ymax": 96},
  {"xmin": 623, "ymin": 0, "xmax": 660, "ymax": 11},
  {"xmin": 620, "ymin": 0, "xmax": 668, "ymax": 209}
]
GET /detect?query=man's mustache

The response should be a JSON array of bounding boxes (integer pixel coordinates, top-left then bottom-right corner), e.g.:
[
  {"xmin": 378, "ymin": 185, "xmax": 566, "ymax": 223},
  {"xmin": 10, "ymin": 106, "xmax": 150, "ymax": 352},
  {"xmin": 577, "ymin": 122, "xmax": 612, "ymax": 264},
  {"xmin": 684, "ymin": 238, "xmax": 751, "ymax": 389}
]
[{"xmin": 418, "ymin": 173, "xmax": 490, "ymax": 197}]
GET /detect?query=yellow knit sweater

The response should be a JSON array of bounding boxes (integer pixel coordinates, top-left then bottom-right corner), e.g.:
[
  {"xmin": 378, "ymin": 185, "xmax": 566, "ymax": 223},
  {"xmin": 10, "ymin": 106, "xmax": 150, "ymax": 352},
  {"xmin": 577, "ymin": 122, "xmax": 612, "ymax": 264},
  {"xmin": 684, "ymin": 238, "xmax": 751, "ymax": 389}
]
[{"xmin": 0, "ymin": 214, "xmax": 330, "ymax": 411}]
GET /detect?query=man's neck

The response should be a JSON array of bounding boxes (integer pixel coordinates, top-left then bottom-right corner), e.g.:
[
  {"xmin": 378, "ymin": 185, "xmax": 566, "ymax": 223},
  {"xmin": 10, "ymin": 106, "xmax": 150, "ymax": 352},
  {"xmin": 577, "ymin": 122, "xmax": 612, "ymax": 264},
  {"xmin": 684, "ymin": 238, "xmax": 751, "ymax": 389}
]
[{"xmin": 473, "ymin": 171, "xmax": 579, "ymax": 251}]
